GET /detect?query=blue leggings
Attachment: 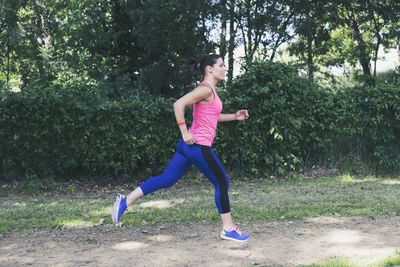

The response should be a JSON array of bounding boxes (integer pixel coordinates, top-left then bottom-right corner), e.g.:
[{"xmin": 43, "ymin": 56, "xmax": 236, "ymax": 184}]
[{"xmin": 139, "ymin": 139, "xmax": 230, "ymax": 214}]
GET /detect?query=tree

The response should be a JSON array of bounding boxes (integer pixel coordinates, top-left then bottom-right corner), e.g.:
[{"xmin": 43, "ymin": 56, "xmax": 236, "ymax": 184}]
[
  {"xmin": 219, "ymin": 0, "xmax": 227, "ymax": 60},
  {"xmin": 234, "ymin": 0, "xmax": 296, "ymax": 65},
  {"xmin": 288, "ymin": 0, "xmax": 334, "ymax": 81},
  {"xmin": 331, "ymin": 0, "xmax": 400, "ymax": 85},
  {"xmin": 236, "ymin": 0, "xmax": 272, "ymax": 64},
  {"xmin": 267, "ymin": 0, "xmax": 295, "ymax": 62},
  {"xmin": 379, "ymin": 1, "xmax": 400, "ymax": 69},
  {"xmin": 227, "ymin": 0, "xmax": 237, "ymax": 83},
  {"xmin": 218, "ymin": 0, "xmax": 239, "ymax": 84},
  {"xmin": 129, "ymin": 0, "xmax": 216, "ymax": 97},
  {"xmin": 2, "ymin": 0, "xmax": 399, "ymax": 95},
  {"xmin": 19, "ymin": 0, "xmax": 55, "ymax": 84},
  {"xmin": 0, "ymin": 0, "xmax": 20, "ymax": 88},
  {"xmin": 339, "ymin": 2, "xmax": 372, "ymax": 77}
]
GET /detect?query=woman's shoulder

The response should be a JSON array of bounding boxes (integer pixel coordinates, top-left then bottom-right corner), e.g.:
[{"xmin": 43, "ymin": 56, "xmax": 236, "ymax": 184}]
[
  {"xmin": 199, "ymin": 81, "xmax": 215, "ymax": 90},
  {"xmin": 194, "ymin": 82, "xmax": 213, "ymax": 95}
]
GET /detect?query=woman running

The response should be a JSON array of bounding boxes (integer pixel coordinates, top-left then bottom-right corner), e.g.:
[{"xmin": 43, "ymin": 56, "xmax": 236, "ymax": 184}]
[{"xmin": 112, "ymin": 54, "xmax": 250, "ymax": 242}]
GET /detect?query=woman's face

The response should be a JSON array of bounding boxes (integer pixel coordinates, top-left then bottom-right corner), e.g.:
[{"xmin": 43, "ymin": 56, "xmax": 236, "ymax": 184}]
[{"xmin": 209, "ymin": 57, "xmax": 226, "ymax": 81}]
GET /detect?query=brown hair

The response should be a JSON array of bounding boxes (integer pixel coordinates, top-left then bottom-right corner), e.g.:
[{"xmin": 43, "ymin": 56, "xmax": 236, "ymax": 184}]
[{"xmin": 199, "ymin": 54, "xmax": 222, "ymax": 75}]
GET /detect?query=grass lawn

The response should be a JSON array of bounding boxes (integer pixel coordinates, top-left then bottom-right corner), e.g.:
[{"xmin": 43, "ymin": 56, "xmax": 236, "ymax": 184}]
[
  {"xmin": 299, "ymin": 251, "xmax": 400, "ymax": 267},
  {"xmin": 1, "ymin": 174, "xmax": 400, "ymax": 234}
]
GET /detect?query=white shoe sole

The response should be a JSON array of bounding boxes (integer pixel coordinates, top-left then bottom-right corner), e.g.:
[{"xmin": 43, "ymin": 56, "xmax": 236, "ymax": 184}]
[
  {"xmin": 220, "ymin": 234, "xmax": 249, "ymax": 242},
  {"xmin": 111, "ymin": 194, "xmax": 122, "ymax": 224}
]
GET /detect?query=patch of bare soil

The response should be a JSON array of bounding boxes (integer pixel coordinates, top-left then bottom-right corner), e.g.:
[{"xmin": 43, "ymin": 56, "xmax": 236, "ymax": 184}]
[{"xmin": 1, "ymin": 216, "xmax": 400, "ymax": 267}]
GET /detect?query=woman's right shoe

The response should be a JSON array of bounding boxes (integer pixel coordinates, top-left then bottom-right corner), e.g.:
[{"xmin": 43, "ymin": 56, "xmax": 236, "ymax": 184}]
[
  {"xmin": 111, "ymin": 194, "xmax": 127, "ymax": 224},
  {"xmin": 220, "ymin": 225, "xmax": 249, "ymax": 242}
]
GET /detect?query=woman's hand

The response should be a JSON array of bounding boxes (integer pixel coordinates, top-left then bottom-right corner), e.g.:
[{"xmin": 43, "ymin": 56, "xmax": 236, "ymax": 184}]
[
  {"xmin": 182, "ymin": 131, "xmax": 197, "ymax": 145},
  {"xmin": 235, "ymin": 110, "xmax": 249, "ymax": 121}
]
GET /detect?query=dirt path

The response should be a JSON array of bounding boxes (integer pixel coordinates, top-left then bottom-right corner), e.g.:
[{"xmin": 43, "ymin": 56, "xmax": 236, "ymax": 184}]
[{"xmin": 1, "ymin": 215, "xmax": 400, "ymax": 267}]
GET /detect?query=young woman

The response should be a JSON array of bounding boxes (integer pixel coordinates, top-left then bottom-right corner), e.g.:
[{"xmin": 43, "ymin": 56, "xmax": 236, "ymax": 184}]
[{"xmin": 112, "ymin": 54, "xmax": 250, "ymax": 242}]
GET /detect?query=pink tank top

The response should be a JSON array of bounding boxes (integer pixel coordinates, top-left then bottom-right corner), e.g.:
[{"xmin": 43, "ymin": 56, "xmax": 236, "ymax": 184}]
[{"xmin": 189, "ymin": 81, "xmax": 223, "ymax": 147}]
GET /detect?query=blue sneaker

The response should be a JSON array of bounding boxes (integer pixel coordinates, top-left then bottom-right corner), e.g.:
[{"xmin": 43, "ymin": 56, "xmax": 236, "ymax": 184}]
[
  {"xmin": 220, "ymin": 225, "xmax": 249, "ymax": 242},
  {"xmin": 111, "ymin": 194, "xmax": 128, "ymax": 224}
]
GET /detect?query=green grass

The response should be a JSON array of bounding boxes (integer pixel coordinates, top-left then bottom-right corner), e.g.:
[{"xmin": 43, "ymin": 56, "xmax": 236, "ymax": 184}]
[
  {"xmin": 299, "ymin": 251, "xmax": 400, "ymax": 267},
  {"xmin": 1, "ymin": 174, "xmax": 400, "ymax": 234},
  {"xmin": 384, "ymin": 251, "xmax": 400, "ymax": 266}
]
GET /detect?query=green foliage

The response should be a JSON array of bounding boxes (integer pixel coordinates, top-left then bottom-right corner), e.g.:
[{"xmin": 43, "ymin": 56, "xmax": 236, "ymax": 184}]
[
  {"xmin": 336, "ymin": 84, "xmax": 400, "ymax": 172},
  {"xmin": 54, "ymin": 0, "xmax": 217, "ymax": 98},
  {"xmin": 219, "ymin": 61, "xmax": 400, "ymax": 175},
  {"xmin": 1, "ymin": 0, "xmax": 400, "ymax": 97},
  {"xmin": 375, "ymin": 67, "xmax": 400, "ymax": 85},
  {"xmin": 300, "ymin": 251, "xmax": 400, "ymax": 267},
  {"xmin": 1, "ymin": 60, "xmax": 400, "ymax": 181},
  {"xmin": 215, "ymin": 60, "xmax": 336, "ymax": 175},
  {"xmin": 0, "ymin": 87, "xmax": 179, "ymax": 181},
  {"xmin": 0, "ymin": 0, "xmax": 217, "ymax": 98},
  {"xmin": 384, "ymin": 251, "xmax": 400, "ymax": 267}
]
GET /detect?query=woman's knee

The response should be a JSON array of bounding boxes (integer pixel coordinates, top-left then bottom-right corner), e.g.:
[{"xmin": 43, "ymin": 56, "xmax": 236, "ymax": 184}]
[
  {"xmin": 157, "ymin": 173, "xmax": 179, "ymax": 188},
  {"xmin": 218, "ymin": 176, "xmax": 229, "ymax": 192}
]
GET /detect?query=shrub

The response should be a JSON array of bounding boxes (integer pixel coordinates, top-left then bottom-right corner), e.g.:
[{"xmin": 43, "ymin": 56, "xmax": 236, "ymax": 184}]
[
  {"xmin": 336, "ymin": 85, "xmax": 400, "ymax": 172},
  {"xmin": 214, "ymin": 61, "xmax": 337, "ymax": 176},
  {"xmin": 2, "ymin": 61, "xmax": 400, "ymax": 181},
  {"xmin": 0, "ymin": 87, "xmax": 179, "ymax": 181}
]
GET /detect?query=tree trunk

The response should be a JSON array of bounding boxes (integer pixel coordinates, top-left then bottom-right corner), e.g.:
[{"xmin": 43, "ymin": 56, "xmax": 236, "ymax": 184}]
[
  {"xmin": 228, "ymin": 0, "xmax": 236, "ymax": 83},
  {"xmin": 371, "ymin": 13, "xmax": 382, "ymax": 79},
  {"xmin": 270, "ymin": 9, "xmax": 295, "ymax": 62},
  {"xmin": 249, "ymin": 1, "xmax": 262, "ymax": 61},
  {"xmin": 6, "ymin": 36, "xmax": 10, "ymax": 86},
  {"xmin": 247, "ymin": 0, "xmax": 252, "ymax": 64},
  {"xmin": 25, "ymin": 0, "xmax": 54, "ymax": 81},
  {"xmin": 346, "ymin": 9, "xmax": 371, "ymax": 76},
  {"xmin": 373, "ymin": 42, "xmax": 379, "ymax": 78},
  {"xmin": 397, "ymin": 43, "xmax": 400, "ymax": 63},
  {"xmin": 201, "ymin": 12, "xmax": 207, "ymax": 38},
  {"xmin": 33, "ymin": 0, "xmax": 53, "ymax": 47},
  {"xmin": 220, "ymin": 0, "xmax": 227, "ymax": 60},
  {"xmin": 270, "ymin": 38, "xmax": 279, "ymax": 62},
  {"xmin": 307, "ymin": 34, "xmax": 313, "ymax": 81}
]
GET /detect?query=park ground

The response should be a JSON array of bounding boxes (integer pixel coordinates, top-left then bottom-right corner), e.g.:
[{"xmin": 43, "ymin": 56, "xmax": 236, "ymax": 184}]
[{"xmin": 1, "ymin": 171, "xmax": 400, "ymax": 266}]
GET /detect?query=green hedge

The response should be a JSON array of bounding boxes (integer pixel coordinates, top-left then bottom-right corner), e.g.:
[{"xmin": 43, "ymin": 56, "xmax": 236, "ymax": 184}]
[
  {"xmin": 336, "ymin": 85, "xmax": 400, "ymax": 171},
  {"xmin": 214, "ymin": 61, "xmax": 338, "ymax": 176},
  {"xmin": 0, "ymin": 87, "xmax": 180, "ymax": 181},
  {"xmin": 1, "ymin": 61, "xmax": 400, "ymax": 181},
  {"xmin": 216, "ymin": 61, "xmax": 400, "ymax": 175}
]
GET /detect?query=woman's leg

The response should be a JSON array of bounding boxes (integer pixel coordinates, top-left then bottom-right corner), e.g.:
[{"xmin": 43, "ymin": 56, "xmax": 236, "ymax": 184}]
[
  {"xmin": 193, "ymin": 146, "xmax": 249, "ymax": 241},
  {"xmin": 220, "ymin": 212, "xmax": 235, "ymax": 230},
  {"xmin": 126, "ymin": 186, "xmax": 144, "ymax": 207},
  {"xmin": 127, "ymin": 150, "xmax": 192, "ymax": 207},
  {"xmin": 189, "ymin": 145, "xmax": 248, "ymax": 241},
  {"xmin": 112, "ymin": 144, "xmax": 191, "ymax": 224},
  {"xmin": 188, "ymin": 145, "xmax": 234, "ymax": 228}
]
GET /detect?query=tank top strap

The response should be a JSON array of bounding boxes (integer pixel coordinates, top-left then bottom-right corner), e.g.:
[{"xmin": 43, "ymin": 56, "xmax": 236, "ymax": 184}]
[{"xmin": 200, "ymin": 80, "xmax": 217, "ymax": 94}]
